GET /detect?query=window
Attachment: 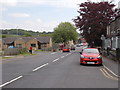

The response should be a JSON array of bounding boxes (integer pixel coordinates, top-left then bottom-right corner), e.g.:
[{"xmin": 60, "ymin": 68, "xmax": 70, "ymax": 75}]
[
  {"xmin": 16, "ymin": 44, "xmax": 22, "ymax": 48},
  {"xmin": 83, "ymin": 49, "xmax": 99, "ymax": 54},
  {"xmin": 31, "ymin": 44, "xmax": 36, "ymax": 47}
]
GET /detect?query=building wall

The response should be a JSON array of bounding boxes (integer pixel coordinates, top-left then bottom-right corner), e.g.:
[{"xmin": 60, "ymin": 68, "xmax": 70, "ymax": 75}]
[
  {"xmin": 2, "ymin": 37, "xmax": 52, "ymax": 50},
  {"xmin": 0, "ymin": 40, "xmax": 2, "ymax": 51},
  {"xmin": 49, "ymin": 38, "xmax": 52, "ymax": 47},
  {"xmin": 14, "ymin": 39, "xmax": 26, "ymax": 48},
  {"xmin": 26, "ymin": 39, "xmax": 38, "ymax": 50}
]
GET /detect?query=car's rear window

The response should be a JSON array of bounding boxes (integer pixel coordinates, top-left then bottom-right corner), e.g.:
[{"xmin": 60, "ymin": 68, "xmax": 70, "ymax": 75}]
[{"xmin": 83, "ymin": 49, "xmax": 99, "ymax": 54}]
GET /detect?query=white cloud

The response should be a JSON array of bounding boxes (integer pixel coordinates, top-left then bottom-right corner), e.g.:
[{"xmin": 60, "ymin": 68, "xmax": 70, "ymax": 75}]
[
  {"xmin": 15, "ymin": 0, "xmax": 118, "ymax": 8},
  {"xmin": 0, "ymin": 19, "xmax": 59, "ymax": 32},
  {"xmin": 0, "ymin": 0, "xmax": 17, "ymax": 7},
  {"xmin": 9, "ymin": 13, "xmax": 30, "ymax": 18},
  {"xmin": 5, "ymin": 0, "xmax": 85, "ymax": 8}
]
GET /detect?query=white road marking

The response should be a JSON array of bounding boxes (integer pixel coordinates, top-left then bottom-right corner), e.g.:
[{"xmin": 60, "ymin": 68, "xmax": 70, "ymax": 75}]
[
  {"xmin": 32, "ymin": 63, "xmax": 49, "ymax": 72},
  {"xmin": 0, "ymin": 76, "xmax": 23, "ymax": 88},
  {"xmin": 52, "ymin": 58, "xmax": 59, "ymax": 62},
  {"xmin": 61, "ymin": 56, "xmax": 65, "ymax": 58},
  {"xmin": 103, "ymin": 64, "xmax": 120, "ymax": 78},
  {"xmin": 51, "ymin": 52, "xmax": 57, "ymax": 54},
  {"xmin": 66, "ymin": 54, "xmax": 69, "ymax": 56}
]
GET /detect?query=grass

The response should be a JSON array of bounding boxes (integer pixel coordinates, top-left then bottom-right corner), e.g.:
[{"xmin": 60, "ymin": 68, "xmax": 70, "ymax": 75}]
[
  {"xmin": 35, "ymin": 49, "xmax": 43, "ymax": 52},
  {"xmin": 2, "ymin": 56, "xmax": 15, "ymax": 59},
  {"xmin": 19, "ymin": 52, "xmax": 37, "ymax": 56},
  {"xmin": 2, "ymin": 52, "xmax": 37, "ymax": 60}
]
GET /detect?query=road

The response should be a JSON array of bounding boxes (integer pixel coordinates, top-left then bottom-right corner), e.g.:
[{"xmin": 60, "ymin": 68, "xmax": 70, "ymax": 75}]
[{"xmin": 1, "ymin": 47, "xmax": 119, "ymax": 88}]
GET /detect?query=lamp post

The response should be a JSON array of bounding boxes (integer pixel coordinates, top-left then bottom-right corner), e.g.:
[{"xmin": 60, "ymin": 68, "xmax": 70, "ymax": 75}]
[{"xmin": 101, "ymin": 34, "xmax": 105, "ymax": 50}]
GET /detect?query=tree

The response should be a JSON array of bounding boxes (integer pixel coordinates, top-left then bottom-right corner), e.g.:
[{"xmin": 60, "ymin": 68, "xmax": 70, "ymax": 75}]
[
  {"xmin": 74, "ymin": 1, "xmax": 119, "ymax": 46},
  {"xmin": 52, "ymin": 22, "xmax": 78, "ymax": 44}
]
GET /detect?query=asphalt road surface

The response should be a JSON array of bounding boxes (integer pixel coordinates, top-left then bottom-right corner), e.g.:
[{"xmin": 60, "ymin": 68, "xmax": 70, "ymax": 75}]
[{"xmin": 1, "ymin": 47, "xmax": 119, "ymax": 88}]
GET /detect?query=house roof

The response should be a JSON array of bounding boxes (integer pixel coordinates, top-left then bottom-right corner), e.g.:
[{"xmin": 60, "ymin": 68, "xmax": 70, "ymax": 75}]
[
  {"xmin": 2, "ymin": 36, "xmax": 51, "ymax": 44},
  {"xmin": 36, "ymin": 36, "xmax": 51, "ymax": 43},
  {"xmin": 2, "ymin": 37, "xmax": 18, "ymax": 44}
]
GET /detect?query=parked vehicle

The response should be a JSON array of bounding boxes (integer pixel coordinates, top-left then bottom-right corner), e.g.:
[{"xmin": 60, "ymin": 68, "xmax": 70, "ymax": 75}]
[
  {"xmin": 62, "ymin": 47, "xmax": 70, "ymax": 52},
  {"xmin": 71, "ymin": 45, "xmax": 76, "ymax": 50},
  {"xmin": 76, "ymin": 44, "xmax": 81, "ymax": 47},
  {"xmin": 8, "ymin": 46, "xmax": 15, "ymax": 48},
  {"xmin": 80, "ymin": 48, "xmax": 102, "ymax": 65}
]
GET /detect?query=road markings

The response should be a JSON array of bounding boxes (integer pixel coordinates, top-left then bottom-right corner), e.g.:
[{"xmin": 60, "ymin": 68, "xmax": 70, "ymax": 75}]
[
  {"xmin": 102, "ymin": 68, "xmax": 118, "ymax": 80},
  {"xmin": 32, "ymin": 63, "xmax": 49, "ymax": 72},
  {"xmin": 103, "ymin": 64, "xmax": 119, "ymax": 78},
  {"xmin": 100, "ymin": 68, "xmax": 118, "ymax": 80},
  {"xmin": 52, "ymin": 58, "xmax": 59, "ymax": 62},
  {"xmin": 100, "ymin": 68, "xmax": 110, "ymax": 79},
  {"xmin": 0, "ymin": 76, "xmax": 23, "ymax": 88},
  {"xmin": 61, "ymin": 56, "xmax": 65, "ymax": 58},
  {"xmin": 66, "ymin": 54, "xmax": 69, "ymax": 56},
  {"xmin": 51, "ymin": 52, "xmax": 57, "ymax": 54}
]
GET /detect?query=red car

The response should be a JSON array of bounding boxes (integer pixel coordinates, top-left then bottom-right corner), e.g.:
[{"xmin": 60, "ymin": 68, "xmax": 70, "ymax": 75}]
[
  {"xmin": 80, "ymin": 48, "xmax": 102, "ymax": 65},
  {"xmin": 62, "ymin": 47, "xmax": 70, "ymax": 52}
]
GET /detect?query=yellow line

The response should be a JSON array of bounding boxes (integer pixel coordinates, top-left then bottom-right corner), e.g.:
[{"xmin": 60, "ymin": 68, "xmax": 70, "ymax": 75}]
[
  {"xmin": 100, "ymin": 68, "xmax": 110, "ymax": 79},
  {"xmin": 102, "ymin": 69, "xmax": 118, "ymax": 81},
  {"xmin": 100, "ymin": 68, "xmax": 118, "ymax": 81}
]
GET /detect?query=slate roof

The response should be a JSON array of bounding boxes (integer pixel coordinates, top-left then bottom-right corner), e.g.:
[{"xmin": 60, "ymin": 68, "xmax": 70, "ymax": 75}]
[
  {"xmin": 2, "ymin": 36, "xmax": 51, "ymax": 44},
  {"xmin": 2, "ymin": 37, "xmax": 17, "ymax": 44}
]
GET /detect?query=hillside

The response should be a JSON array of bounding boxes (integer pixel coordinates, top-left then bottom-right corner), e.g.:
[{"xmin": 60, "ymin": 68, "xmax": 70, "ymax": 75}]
[{"xmin": 1, "ymin": 29, "xmax": 53, "ymax": 38}]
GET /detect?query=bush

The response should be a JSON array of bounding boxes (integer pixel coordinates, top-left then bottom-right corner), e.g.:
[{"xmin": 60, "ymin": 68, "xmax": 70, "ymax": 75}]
[{"xmin": 19, "ymin": 48, "xmax": 28, "ymax": 54}]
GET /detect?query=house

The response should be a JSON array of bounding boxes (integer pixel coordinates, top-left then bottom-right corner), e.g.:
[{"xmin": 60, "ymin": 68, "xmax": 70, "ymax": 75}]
[
  {"xmin": 106, "ymin": 15, "xmax": 120, "ymax": 49},
  {"xmin": 2, "ymin": 36, "xmax": 52, "ymax": 50},
  {"xmin": 0, "ymin": 38, "xmax": 2, "ymax": 51}
]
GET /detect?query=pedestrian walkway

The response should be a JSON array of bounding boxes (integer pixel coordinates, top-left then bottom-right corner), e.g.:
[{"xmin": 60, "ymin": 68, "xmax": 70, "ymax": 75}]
[{"xmin": 102, "ymin": 56, "xmax": 119, "ymax": 76}]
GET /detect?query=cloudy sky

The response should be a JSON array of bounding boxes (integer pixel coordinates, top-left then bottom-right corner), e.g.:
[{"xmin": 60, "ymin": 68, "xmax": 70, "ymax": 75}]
[{"xmin": 0, "ymin": 0, "xmax": 119, "ymax": 32}]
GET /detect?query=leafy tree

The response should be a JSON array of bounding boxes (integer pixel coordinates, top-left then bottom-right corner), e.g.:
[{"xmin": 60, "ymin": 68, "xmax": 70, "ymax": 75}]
[
  {"xmin": 74, "ymin": 1, "xmax": 119, "ymax": 46},
  {"xmin": 53, "ymin": 22, "xmax": 78, "ymax": 44}
]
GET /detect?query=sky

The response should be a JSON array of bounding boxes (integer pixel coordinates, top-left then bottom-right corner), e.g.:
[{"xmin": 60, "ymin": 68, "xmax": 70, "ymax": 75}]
[{"xmin": 0, "ymin": 0, "xmax": 119, "ymax": 32}]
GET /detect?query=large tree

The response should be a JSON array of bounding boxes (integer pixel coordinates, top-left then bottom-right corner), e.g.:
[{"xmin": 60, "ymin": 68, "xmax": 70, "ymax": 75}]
[
  {"xmin": 74, "ymin": 1, "xmax": 119, "ymax": 46},
  {"xmin": 52, "ymin": 22, "xmax": 78, "ymax": 44}
]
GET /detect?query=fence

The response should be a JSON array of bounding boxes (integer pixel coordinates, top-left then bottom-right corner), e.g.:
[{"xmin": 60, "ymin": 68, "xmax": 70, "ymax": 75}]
[{"xmin": 3, "ymin": 48, "xmax": 28, "ymax": 56}]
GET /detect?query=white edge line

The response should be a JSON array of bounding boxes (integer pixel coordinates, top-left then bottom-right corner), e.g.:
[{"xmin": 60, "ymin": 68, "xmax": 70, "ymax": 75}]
[
  {"xmin": 66, "ymin": 54, "xmax": 68, "ymax": 56},
  {"xmin": 32, "ymin": 63, "xmax": 49, "ymax": 72},
  {"xmin": 51, "ymin": 52, "xmax": 57, "ymax": 54},
  {"xmin": 103, "ymin": 64, "xmax": 120, "ymax": 78},
  {"xmin": 52, "ymin": 58, "xmax": 59, "ymax": 62},
  {"xmin": 0, "ymin": 76, "xmax": 23, "ymax": 88},
  {"xmin": 61, "ymin": 56, "xmax": 65, "ymax": 58}
]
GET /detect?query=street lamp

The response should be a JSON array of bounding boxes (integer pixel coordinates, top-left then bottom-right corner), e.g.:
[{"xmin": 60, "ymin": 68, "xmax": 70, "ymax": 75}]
[{"xmin": 101, "ymin": 34, "xmax": 105, "ymax": 50}]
